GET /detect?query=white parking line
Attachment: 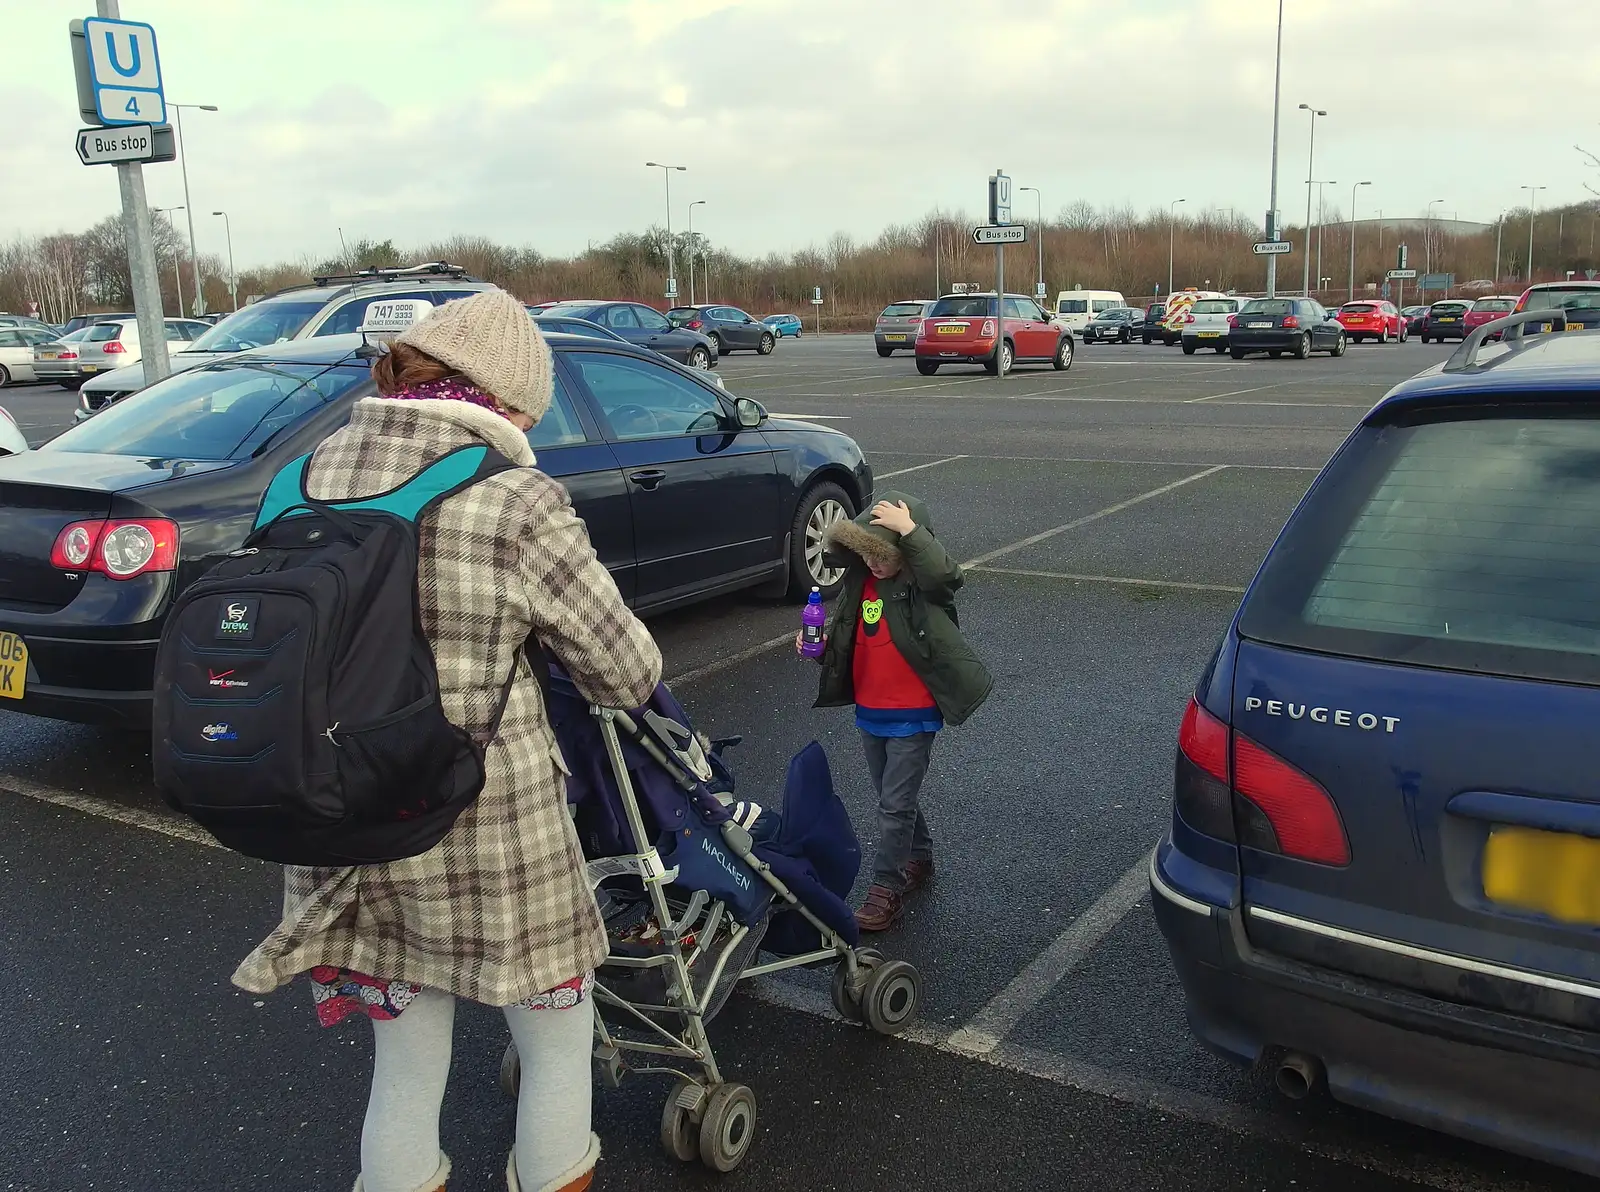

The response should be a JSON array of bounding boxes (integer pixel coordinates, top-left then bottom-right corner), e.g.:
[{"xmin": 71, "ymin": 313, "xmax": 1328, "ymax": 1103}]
[
  {"xmin": 0, "ymin": 773, "xmax": 221, "ymax": 849},
  {"xmin": 946, "ymin": 859, "xmax": 1148, "ymax": 1055},
  {"xmin": 961, "ymin": 466, "xmax": 1228, "ymax": 568},
  {"xmin": 665, "ymin": 633, "xmax": 798, "ymax": 686},
  {"xmin": 878, "ymin": 455, "xmax": 968, "ymax": 479},
  {"xmin": 1185, "ymin": 385, "xmax": 1279, "ymax": 403},
  {"xmin": 970, "ymin": 567, "xmax": 1246, "ymax": 594}
]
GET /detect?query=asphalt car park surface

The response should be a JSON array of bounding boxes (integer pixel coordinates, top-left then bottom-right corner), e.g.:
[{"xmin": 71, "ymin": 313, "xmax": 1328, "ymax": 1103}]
[{"xmin": 2, "ymin": 334, "xmax": 1590, "ymax": 1191}]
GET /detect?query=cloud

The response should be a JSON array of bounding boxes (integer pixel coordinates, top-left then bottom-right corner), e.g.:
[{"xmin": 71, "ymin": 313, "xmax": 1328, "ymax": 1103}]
[{"xmin": 3, "ymin": 0, "xmax": 1597, "ymax": 272}]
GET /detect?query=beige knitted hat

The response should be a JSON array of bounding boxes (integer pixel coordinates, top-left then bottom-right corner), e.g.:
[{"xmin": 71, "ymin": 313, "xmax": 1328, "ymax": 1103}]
[{"xmin": 395, "ymin": 289, "xmax": 552, "ymax": 421}]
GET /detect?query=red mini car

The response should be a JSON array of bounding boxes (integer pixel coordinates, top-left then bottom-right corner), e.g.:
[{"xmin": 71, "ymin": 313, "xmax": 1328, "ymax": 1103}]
[
  {"xmin": 1335, "ymin": 300, "xmax": 1405, "ymax": 344},
  {"xmin": 914, "ymin": 292, "xmax": 1074, "ymax": 375},
  {"xmin": 1464, "ymin": 296, "xmax": 1519, "ymax": 336}
]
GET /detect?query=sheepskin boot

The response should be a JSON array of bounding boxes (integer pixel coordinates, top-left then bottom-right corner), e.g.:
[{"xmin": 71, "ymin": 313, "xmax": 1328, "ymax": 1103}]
[
  {"xmin": 507, "ymin": 1133, "xmax": 600, "ymax": 1192},
  {"xmin": 352, "ymin": 1152, "xmax": 450, "ymax": 1192}
]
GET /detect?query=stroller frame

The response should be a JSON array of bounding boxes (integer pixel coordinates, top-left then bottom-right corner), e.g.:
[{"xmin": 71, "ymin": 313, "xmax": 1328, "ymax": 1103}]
[{"xmin": 501, "ymin": 702, "xmax": 923, "ymax": 1173}]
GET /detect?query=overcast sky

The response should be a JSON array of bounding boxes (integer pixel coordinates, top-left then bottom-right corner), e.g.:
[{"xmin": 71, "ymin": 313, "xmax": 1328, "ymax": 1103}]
[{"xmin": 5, "ymin": 0, "xmax": 1598, "ymax": 270}]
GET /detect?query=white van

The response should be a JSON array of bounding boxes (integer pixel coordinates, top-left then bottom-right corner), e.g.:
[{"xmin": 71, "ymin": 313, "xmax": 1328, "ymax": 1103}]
[{"xmin": 1054, "ymin": 289, "xmax": 1127, "ymax": 337}]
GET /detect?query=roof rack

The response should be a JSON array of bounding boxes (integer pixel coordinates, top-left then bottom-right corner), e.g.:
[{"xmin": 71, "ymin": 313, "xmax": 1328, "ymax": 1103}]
[
  {"xmin": 310, "ymin": 261, "xmax": 477, "ymax": 287},
  {"xmin": 1443, "ymin": 308, "xmax": 1567, "ymax": 372}
]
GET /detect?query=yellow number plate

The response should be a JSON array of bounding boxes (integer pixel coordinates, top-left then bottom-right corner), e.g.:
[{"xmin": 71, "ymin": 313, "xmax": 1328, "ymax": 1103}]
[
  {"xmin": 936, "ymin": 325, "xmax": 966, "ymax": 335},
  {"xmin": 1437, "ymin": 317, "xmax": 1457, "ymax": 322},
  {"xmin": 0, "ymin": 631, "xmax": 27, "ymax": 700},
  {"xmin": 1198, "ymin": 331, "xmax": 1221, "ymax": 338},
  {"xmin": 1482, "ymin": 825, "xmax": 1600, "ymax": 926},
  {"xmin": 884, "ymin": 334, "xmax": 907, "ymax": 342}
]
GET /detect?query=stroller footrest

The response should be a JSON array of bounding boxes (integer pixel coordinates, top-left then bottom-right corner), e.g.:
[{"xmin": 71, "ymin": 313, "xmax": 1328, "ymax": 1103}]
[{"xmin": 586, "ymin": 850, "xmax": 678, "ymax": 889}]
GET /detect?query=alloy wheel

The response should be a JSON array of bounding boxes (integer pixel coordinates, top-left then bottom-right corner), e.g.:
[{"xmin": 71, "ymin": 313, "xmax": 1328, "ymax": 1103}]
[{"xmin": 805, "ymin": 499, "xmax": 849, "ymax": 587}]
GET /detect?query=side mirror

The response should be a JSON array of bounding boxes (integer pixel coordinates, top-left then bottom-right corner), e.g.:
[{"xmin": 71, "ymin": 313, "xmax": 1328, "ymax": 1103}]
[{"xmin": 735, "ymin": 397, "xmax": 764, "ymax": 429}]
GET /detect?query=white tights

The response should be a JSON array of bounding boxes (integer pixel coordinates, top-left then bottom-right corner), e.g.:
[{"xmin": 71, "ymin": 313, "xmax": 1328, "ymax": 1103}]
[{"xmin": 359, "ymin": 986, "xmax": 594, "ymax": 1192}]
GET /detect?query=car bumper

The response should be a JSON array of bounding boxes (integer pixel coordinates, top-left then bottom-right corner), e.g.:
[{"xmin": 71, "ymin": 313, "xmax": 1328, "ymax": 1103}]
[
  {"xmin": 1081, "ymin": 327, "xmax": 1132, "ymax": 341},
  {"xmin": 1423, "ymin": 323, "xmax": 1467, "ymax": 338},
  {"xmin": 1228, "ymin": 330, "xmax": 1301, "ymax": 351},
  {"xmin": 875, "ymin": 332, "xmax": 916, "ymax": 349},
  {"xmin": 31, "ymin": 362, "xmax": 84, "ymax": 380},
  {"xmin": 1180, "ymin": 330, "xmax": 1230, "ymax": 345},
  {"xmin": 1151, "ymin": 838, "xmax": 1600, "ymax": 1176},
  {"xmin": 1338, "ymin": 323, "xmax": 1386, "ymax": 336},
  {"xmin": 915, "ymin": 337, "xmax": 996, "ymax": 362}
]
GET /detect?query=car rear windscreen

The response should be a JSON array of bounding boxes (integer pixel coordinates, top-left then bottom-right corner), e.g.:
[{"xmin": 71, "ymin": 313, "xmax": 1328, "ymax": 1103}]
[
  {"xmin": 1191, "ymin": 300, "xmax": 1236, "ymax": 314},
  {"xmin": 1239, "ymin": 410, "xmax": 1600, "ymax": 685},
  {"xmin": 930, "ymin": 297, "xmax": 994, "ymax": 318},
  {"xmin": 1431, "ymin": 302, "xmax": 1469, "ymax": 315},
  {"xmin": 1341, "ymin": 303, "xmax": 1378, "ymax": 313},
  {"xmin": 86, "ymin": 324, "xmax": 124, "ymax": 341},
  {"xmin": 1524, "ymin": 287, "xmax": 1600, "ymax": 313},
  {"xmin": 1057, "ymin": 299, "xmax": 1088, "ymax": 314},
  {"xmin": 1473, "ymin": 299, "xmax": 1516, "ymax": 313},
  {"xmin": 1240, "ymin": 299, "xmax": 1294, "ymax": 316},
  {"xmin": 882, "ymin": 303, "xmax": 924, "ymax": 318}
]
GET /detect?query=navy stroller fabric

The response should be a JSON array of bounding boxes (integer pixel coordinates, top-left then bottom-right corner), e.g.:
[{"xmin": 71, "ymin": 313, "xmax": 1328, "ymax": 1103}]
[{"xmin": 545, "ymin": 665, "xmax": 859, "ymax": 947}]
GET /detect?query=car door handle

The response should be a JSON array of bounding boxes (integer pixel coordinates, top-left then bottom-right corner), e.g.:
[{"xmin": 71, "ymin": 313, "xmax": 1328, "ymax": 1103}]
[{"xmin": 628, "ymin": 469, "xmax": 667, "ymax": 490}]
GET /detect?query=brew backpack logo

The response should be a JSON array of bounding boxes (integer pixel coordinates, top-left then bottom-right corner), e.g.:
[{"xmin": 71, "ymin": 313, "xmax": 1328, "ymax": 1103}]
[{"xmin": 215, "ymin": 598, "xmax": 258, "ymax": 641}]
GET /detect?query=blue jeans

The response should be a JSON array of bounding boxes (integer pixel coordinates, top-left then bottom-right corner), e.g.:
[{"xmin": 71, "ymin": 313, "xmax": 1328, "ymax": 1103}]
[{"xmin": 860, "ymin": 729, "xmax": 936, "ymax": 894}]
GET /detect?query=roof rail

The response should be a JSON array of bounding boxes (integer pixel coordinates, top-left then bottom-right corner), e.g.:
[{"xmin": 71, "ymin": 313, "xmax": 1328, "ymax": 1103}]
[
  {"xmin": 310, "ymin": 261, "xmax": 476, "ymax": 286},
  {"xmin": 1443, "ymin": 308, "xmax": 1567, "ymax": 372}
]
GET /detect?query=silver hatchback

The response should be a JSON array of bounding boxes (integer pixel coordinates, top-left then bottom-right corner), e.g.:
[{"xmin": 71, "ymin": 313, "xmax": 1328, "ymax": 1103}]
[{"xmin": 875, "ymin": 300, "xmax": 933, "ymax": 356}]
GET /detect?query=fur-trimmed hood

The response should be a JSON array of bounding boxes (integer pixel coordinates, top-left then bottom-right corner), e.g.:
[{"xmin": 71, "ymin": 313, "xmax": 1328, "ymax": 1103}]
[{"xmin": 823, "ymin": 489, "xmax": 933, "ymax": 571}]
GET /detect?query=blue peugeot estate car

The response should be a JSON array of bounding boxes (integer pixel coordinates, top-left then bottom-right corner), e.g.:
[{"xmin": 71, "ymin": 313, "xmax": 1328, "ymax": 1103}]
[{"xmin": 1153, "ymin": 311, "xmax": 1600, "ymax": 1176}]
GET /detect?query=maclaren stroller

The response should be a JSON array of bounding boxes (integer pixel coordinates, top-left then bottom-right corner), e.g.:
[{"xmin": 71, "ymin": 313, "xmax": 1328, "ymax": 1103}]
[{"xmin": 498, "ymin": 668, "xmax": 923, "ymax": 1172}]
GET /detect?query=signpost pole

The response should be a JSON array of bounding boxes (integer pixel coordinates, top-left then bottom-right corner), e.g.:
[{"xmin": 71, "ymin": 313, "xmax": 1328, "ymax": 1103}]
[
  {"xmin": 94, "ymin": 0, "xmax": 169, "ymax": 382},
  {"xmin": 992, "ymin": 169, "xmax": 1007, "ymax": 378}
]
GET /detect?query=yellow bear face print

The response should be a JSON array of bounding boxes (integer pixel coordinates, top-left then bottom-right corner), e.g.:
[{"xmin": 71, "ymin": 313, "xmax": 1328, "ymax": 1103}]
[{"xmin": 861, "ymin": 596, "xmax": 884, "ymax": 626}]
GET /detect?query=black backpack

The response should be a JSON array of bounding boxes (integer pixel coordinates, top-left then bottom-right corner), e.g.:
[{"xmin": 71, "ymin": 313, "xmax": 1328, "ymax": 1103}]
[{"xmin": 153, "ymin": 444, "xmax": 529, "ymax": 866}]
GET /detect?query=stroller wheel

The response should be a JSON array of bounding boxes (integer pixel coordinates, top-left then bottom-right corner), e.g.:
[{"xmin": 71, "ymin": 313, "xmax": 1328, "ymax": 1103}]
[
  {"xmin": 830, "ymin": 961, "xmax": 864, "ymax": 1022},
  {"xmin": 862, "ymin": 959, "xmax": 922, "ymax": 1036},
  {"xmin": 660, "ymin": 1081, "xmax": 701, "ymax": 1163},
  {"xmin": 498, "ymin": 1042, "xmax": 521, "ymax": 1100},
  {"xmin": 699, "ymin": 1083, "xmax": 758, "ymax": 1172}
]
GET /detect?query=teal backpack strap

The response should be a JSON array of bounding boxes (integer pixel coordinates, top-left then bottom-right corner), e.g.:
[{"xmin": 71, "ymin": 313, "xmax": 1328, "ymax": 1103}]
[
  {"xmin": 330, "ymin": 445, "xmax": 520, "ymax": 525},
  {"xmin": 253, "ymin": 453, "xmax": 313, "ymax": 531}
]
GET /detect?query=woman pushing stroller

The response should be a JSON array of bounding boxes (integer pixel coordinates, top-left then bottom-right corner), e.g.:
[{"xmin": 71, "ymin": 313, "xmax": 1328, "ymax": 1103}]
[{"xmin": 799, "ymin": 491, "xmax": 993, "ymax": 931}]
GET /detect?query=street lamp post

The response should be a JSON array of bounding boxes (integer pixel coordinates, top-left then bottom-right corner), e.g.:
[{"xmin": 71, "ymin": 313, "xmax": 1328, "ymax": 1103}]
[
  {"xmin": 645, "ymin": 162, "xmax": 687, "ymax": 301},
  {"xmin": 1347, "ymin": 180, "xmax": 1371, "ymax": 301},
  {"xmin": 1495, "ymin": 210, "xmax": 1505, "ymax": 284},
  {"xmin": 1019, "ymin": 186, "xmax": 1043, "ymax": 301},
  {"xmin": 152, "ymin": 205, "xmax": 184, "ymax": 316},
  {"xmin": 1266, "ymin": 0, "xmax": 1285, "ymax": 297},
  {"xmin": 1298, "ymin": 103, "xmax": 1326, "ymax": 296},
  {"xmin": 1168, "ymin": 198, "xmax": 1187, "ymax": 296},
  {"xmin": 1313, "ymin": 180, "xmax": 1337, "ymax": 298},
  {"xmin": 1425, "ymin": 198, "xmax": 1445, "ymax": 277},
  {"xmin": 1521, "ymin": 185, "xmax": 1547, "ymax": 282},
  {"xmin": 171, "ymin": 104, "xmax": 218, "ymax": 316},
  {"xmin": 212, "ymin": 211, "xmax": 237, "ymax": 311},
  {"xmin": 686, "ymin": 200, "xmax": 707, "ymax": 305}
]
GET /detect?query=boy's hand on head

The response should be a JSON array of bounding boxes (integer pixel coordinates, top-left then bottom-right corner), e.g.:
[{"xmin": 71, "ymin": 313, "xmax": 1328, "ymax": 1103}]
[{"xmin": 871, "ymin": 500, "xmax": 917, "ymax": 536}]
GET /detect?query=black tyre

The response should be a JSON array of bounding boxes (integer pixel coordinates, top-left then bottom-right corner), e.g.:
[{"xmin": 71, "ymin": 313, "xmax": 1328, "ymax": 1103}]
[
  {"xmin": 1142, "ymin": 333, "xmax": 1152, "ymax": 344},
  {"xmin": 699, "ymin": 1084, "xmax": 757, "ymax": 1172},
  {"xmin": 499, "ymin": 1042, "xmax": 520, "ymax": 1100},
  {"xmin": 687, "ymin": 345, "xmax": 712, "ymax": 370},
  {"xmin": 1214, "ymin": 344, "xmax": 1227, "ymax": 354},
  {"xmin": 788, "ymin": 481, "xmax": 854, "ymax": 599},
  {"xmin": 1420, "ymin": 334, "xmax": 1430, "ymax": 344},
  {"xmin": 1230, "ymin": 347, "xmax": 1246, "ymax": 360},
  {"xmin": 661, "ymin": 1082, "xmax": 700, "ymax": 1163},
  {"xmin": 62, "ymin": 378, "xmax": 85, "ymax": 390},
  {"xmin": 861, "ymin": 959, "xmax": 922, "ymax": 1035},
  {"xmin": 876, "ymin": 345, "xmax": 893, "ymax": 358},
  {"xmin": 709, "ymin": 332, "xmax": 726, "ymax": 354},
  {"xmin": 757, "ymin": 333, "xmax": 775, "ymax": 356},
  {"xmin": 1268, "ymin": 350, "xmax": 1283, "ymax": 359},
  {"xmin": 1293, "ymin": 333, "xmax": 1311, "ymax": 360},
  {"xmin": 915, "ymin": 360, "xmax": 938, "ymax": 376},
  {"xmin": 1181, "ymin": 341, "xmax": 1197, "ymax": 355},
  {"xmin": 1330, "ymin": 332, "xmax": 1348, "ymax": 358},
  {"xmin": 983, "ymin": 340, "xmax": 1014, "ymax": 376},
  {"xmin": 1378, "ymin": 327, "xmax": 1389, "ymax": 344},
  {"xmin": 1119, "ymin": 328, "xmax": 1131, "ymax": 344},
  {"xmin": 0, "ymin": 364, "xmax": 10, "ymax": 387},
  {"xmin": 1052, "ymin": 335, "xmax": 1074, "ymax": 371}
]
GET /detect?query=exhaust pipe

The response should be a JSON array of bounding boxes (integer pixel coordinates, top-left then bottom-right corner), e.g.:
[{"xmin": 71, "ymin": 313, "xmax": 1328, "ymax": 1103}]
[{"xmin": 1274, "ymin": 1052, "xmax": 1322, "ymax": 1101}]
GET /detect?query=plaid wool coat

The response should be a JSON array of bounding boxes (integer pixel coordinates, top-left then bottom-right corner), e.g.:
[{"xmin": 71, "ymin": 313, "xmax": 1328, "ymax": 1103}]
[{"xmin": 233, "ymin": 396, "xmax": 662, "ymax": 1005}]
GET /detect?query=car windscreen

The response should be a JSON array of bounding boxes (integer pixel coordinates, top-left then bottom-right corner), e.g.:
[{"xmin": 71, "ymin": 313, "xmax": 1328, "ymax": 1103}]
[
  {"xmin": 1239, "ymin": 299, "xmax": 1294, "ymax": 316},
  {"xmin": 882, "ymin": 303, "xmax": 924, "ymax": 317},
  {"xmin": 86, "ymin": 323, "xmax": 125, "ymax": 341},
  {"xmin": 1096, "ymin": 309, "xmax": 1130, "ymax": 320},
  {"xmin": 188, "ymin": 301, "xmax": 327, "ymax": 353},
  {"xmin": 1523, "ymin": 287, "xmax": 1600, "ymax": 313},
  {"xmin": 1430, "ymin": 302, "xmax": 1469, "ymax": 315},
  {"xmin": 1191, "ymin": 300, "xmax": 1235, "ymax": 314},
  {"xmin": 1341, "ymin": 303, "xmax": 1379, "ymax": 313},
  {"xmin": 541, "ymin": 303, "xmax": 602, "ymax": 319},
  {"xmin": 1239, "ymin": 409, "xmax": 1600, "ymax": 686},
  {"xmin": 1056, "ymin": 299, "xmax": 1088, "ymax": 313},
  {"xmin": 44, "ymin": 362, "xmax": 367, "ymax": 461},
  {"xmin": 930, "ymin": 297, "xmax": 994, "ymax": 318},
  {"xmin": 1472, "ymin": 299, "xmax": 1516, "ymax": 313}
]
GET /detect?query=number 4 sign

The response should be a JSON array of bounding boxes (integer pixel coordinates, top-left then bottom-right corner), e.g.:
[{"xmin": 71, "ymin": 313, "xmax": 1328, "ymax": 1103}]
[{"xmin": 83, "ymin": 17, "xmax": 166, "ymax": 126}]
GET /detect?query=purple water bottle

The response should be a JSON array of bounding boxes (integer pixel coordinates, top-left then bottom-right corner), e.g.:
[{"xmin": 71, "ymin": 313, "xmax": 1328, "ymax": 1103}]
[{"xmin": 800, "ymin": 587, "xmax": 827, "ymax": 658}]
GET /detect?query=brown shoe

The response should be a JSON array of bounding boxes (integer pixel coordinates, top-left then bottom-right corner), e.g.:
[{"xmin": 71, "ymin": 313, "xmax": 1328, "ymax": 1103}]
[
  {"xmin": 855, "ymin": 884, "xmax": 904, "ymax": 932},
  {"xmin": 902, "ymin": 857, "xmax": 935, "ymax": 893}
]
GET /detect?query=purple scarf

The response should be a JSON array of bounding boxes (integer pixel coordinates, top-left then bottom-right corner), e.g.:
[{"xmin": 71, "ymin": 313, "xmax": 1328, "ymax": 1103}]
[{"xmin": 387, "ymin": 376, "xmax": 504, "ymax": 415}]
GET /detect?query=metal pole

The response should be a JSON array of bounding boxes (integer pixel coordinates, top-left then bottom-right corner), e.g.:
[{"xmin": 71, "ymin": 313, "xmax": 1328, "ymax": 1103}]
[
  {"xmin": 153, "ymin": 206, "xmax": 184, "ymax": 317},
  {"xmin": 1266, "ymin": 0, "xmax": 1284, "ymax": 298},
  {"xmin": 1299, "ymin": 106, "xmax": 1323, "ymax": 297},
  {"xmin": 1168, "ymin": 198, "xmax": 1185, "ymax": 296},
  {"xmin": 1495, "ymin": 213, "xmax": 1504, "ymax": 284},
  {"xmin": 1316, "ymin": 185, "xmax": 1324, "ymax": 297},
  {"xmin": 214, "ymin": 211, "xmax": 236, "ymax": 310},
  {"xmin": 1522, "ymin": 186, "xmax": 1545, "ymax": 282},
  {"xmin": 97, "ymin": 0, "xmax": 168, "ymax": 379},
  {"xmin": 934, "ymin": 209, "xmax": 941, "ymax": 296},
  {"xmin": 173, "ymin": 105, "xmax": 207, "ymax": 316},
  {"xmin": 1348, "ymin": 181, "xmax": 1369, "ymax": 302},
  {"xmin": 1020, "ymin": 187, "xmax": 1042, "ymax": 298},
  {"xmin": 646, "ymin": 163, "xmax": 686, "ymax": 301},
  {"xmin": 995, "ymin": 169, "xmax": 1006, "ymax": 377}
]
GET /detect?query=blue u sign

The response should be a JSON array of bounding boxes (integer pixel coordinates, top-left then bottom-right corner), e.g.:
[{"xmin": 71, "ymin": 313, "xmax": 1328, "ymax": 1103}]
[{"xmin": 82, "ymin": 17, "xmax": 165, "ymax": 127}]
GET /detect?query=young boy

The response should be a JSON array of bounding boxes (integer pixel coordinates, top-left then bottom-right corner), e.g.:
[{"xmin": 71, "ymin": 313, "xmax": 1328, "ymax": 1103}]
[{"xmin": 799, "ymin": 491, "xmax": 992, "ymax": 931}]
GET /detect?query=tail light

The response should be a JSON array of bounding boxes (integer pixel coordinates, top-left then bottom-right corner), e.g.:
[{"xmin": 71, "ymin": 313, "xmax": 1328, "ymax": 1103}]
[
  {"xmin": 50, "ymin": 518, "xmax": 179, "ymax": 579},
  {"xmin": 1173, "ymin": 696, "xmax": 1349, "ymax": 866},
  {"xmin": 58, "ymin": 350, "xmax": 79, "ymax": 360},
  {"xmin": 1185, "ymin": 313, "xmax": 1196, "ymax": 324},
  {"xmin": 686, "ymin": 319, "xmax": 703, "ymax": 331},
  {"xmin": 980, "ymin": 319, "xmax": 996, "ymax": 338},
  {"xmin": 909, "ymin": 316, "xmax": 923, "ymax": 324},
  {"xmin": 1282, "ymin": 315, "xmax": 1300, "ymax": 329},
  {"xmin": 917, "ymin": 320, "xmax": 930, "ymax": 340},
  {"xmin": 101, "ymin": 341, "xmax": 126, "ymax": 353},
  {"xmin": 1226, "ymin": 315, "xmax": 1239, "ymax": 329}
]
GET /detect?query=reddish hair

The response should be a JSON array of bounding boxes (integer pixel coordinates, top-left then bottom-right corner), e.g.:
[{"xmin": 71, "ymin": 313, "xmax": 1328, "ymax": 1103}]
[{"xmin": 371, "ymin": 341, "xmax": 455, "ymax": 394}]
